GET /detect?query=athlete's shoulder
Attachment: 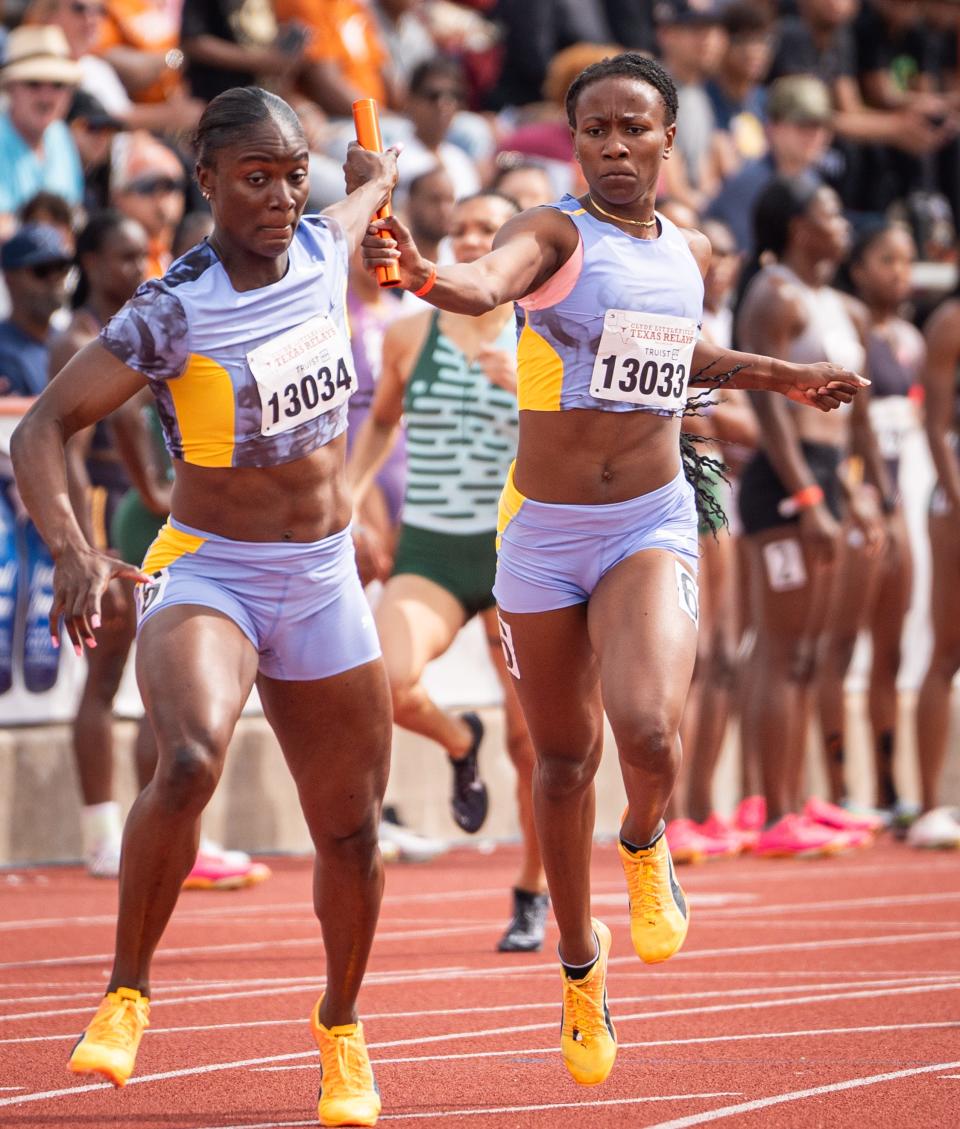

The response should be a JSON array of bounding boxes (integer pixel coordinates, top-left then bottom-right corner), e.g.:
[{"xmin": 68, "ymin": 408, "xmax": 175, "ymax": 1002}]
[
  {"xmin": 679, "ymin": 226, "xmax": 711, "ymax": 277},
  {"xmin": 162, "ymin": 240, "xmax": 219, "ymax": 290}
]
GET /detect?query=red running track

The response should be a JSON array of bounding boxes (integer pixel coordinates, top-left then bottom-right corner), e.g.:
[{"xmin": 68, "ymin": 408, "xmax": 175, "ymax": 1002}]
[{"xmin": 1, "ymin": 837, "xmax": 959, "ymax": 1128}]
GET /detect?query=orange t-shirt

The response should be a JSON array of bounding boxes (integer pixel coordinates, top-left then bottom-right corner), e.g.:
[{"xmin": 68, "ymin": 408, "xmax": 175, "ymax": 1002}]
[
  {"xmin": 274, "ymin": 0, "xmax": 387, "ymax": 104},
  {"xmin": 96, "ymin": 0, "xmax": 183, "ymax": 104}
]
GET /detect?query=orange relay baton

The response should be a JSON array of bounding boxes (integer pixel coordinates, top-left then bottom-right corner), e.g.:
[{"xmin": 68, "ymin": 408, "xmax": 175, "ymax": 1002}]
[{"xmin": 352, "ymin": 98, "xmax": 401, "ymax": 288}]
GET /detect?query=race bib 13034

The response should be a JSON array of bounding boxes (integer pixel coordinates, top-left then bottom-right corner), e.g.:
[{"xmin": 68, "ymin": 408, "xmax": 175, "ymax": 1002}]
[{"xmin": 248, "ymin": 313, "xmax": 355, "ymax": 437}]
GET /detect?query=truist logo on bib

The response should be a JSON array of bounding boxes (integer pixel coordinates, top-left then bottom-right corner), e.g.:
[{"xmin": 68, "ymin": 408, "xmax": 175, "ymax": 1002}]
[{"xmin": 590, "ymin": 309, "xmax": 699, "ymax": 413}]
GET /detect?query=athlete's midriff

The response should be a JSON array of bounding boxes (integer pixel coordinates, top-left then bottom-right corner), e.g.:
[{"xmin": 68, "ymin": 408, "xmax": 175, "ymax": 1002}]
[
  {"xmin": 169, "ymin": 433, "xmax": 351, "ymax": 542},
  {"xmin": 514, "ymin": 409, "xmax": 682, "ymax": 505}
]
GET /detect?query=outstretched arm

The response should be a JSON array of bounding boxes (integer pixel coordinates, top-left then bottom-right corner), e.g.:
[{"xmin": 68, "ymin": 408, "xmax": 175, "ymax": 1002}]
[
  {"xmin": 691, "ymin": 337, "xmax": 869, "ymax": 412},
  {"xmin": 360, "ymin": 208, "xmax": 576, "ymax": 315}
]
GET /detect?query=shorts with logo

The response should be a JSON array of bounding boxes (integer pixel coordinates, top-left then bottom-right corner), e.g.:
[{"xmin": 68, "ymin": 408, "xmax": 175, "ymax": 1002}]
[
  {"xmin": 493, "ymin": 463, "xmax": 699, "ymax": 614},
  {"xmin": 137, "ymin": 517, "xmax": 381, "ymax": 681}
]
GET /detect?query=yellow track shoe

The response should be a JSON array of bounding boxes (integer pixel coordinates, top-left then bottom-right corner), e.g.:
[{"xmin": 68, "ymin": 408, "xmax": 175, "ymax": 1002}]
[
  {"xmin": 560, "ymin": 918, "xmax": 617, "ymax": 1085},
  {"xmin": 619, "ymin": 825, "xmax": 689, "ymax": 963},
  {"xmin": 67, "ymin": 987, "xmax": 150, "ymax": 1087},
  {"xmin": 311, "ymin": 998, "xmax": 381, "ymax": 1127}
]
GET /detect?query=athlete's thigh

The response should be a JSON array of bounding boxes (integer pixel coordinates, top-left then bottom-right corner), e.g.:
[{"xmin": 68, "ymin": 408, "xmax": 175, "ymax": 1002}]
[
  {"xmin": 587, "ymin": 549, "xmax": 699, "ymax": 729},
  {"xmin": 825, "ymin": 524, "xmax": 883, "ymax": 640},
  {"xmin": 495, "ymin": 602, "xmax": 602, "ymax": 760},
  {"xmin": 480, "ymin": 605, "xmax": 529, "ymax": 750},
  {"xmin": 257, "ymin": 659, "xmax": 392, "ymax": 833},
  {"xmin": 744, "ymin": 527, "xmax": 835, "ymax": 644},
  {"xmin": 135, "ymin": 605, "xmax": 259, "ymax": 750},
  {"xmin": 375, "ymin": 573, "xmax": 466, "ymax": 685},
  {"xmin": 928, "ymin": 512, "xmax": 960, "ymax": 652},
  {"xmin": 868, "ymin": 514, "xmax": 912, "ymax": 652}
]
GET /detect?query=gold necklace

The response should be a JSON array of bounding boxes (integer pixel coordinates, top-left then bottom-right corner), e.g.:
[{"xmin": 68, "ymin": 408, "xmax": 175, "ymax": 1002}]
[{"xmin": 587, "ymin": 195, "xmax": 657, "ymax": 228}]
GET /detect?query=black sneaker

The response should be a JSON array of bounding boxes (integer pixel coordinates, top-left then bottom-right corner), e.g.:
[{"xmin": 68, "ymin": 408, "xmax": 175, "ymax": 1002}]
[
  {"xmin": 497, "ymin": 887, "xmax": 549, "ymax": 952},
  {"xmin": 449, "ymin": 712, "xmax": 488, "ymax": 833}
]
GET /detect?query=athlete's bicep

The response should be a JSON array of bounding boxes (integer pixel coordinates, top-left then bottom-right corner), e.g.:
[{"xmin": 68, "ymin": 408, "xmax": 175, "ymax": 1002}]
[{"xmin": 473, "ymin": 210, "xmax": 574, "ymax": 304}]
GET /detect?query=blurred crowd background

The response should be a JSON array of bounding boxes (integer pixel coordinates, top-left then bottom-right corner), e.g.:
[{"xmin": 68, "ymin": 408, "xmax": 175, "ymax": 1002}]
[{"xmin": 1, "ymin": 0, "xmax": 959, "ymax": 875}]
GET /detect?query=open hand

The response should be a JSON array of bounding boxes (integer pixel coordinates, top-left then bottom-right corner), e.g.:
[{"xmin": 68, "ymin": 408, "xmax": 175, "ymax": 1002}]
[{"xmin": 50, "ymin": 545, "xmax": 150, "ymax": 655}]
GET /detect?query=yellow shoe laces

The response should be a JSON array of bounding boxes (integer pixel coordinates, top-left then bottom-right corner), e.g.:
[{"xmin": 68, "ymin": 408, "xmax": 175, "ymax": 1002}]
[
  {"xmin": 562, "ymin": 970, "xmax": 608, "ymax": 1043},
  {"xmin": 624, "ymin": 847, "xmax": 665, "ymax": 925},
  {"xmin": 320, "ymin": 1027, "xmax": 373, "ymax": 1098},
  {"xmin": 86, "ymin": 993, "xmax": 149, "ymax": 1049}
]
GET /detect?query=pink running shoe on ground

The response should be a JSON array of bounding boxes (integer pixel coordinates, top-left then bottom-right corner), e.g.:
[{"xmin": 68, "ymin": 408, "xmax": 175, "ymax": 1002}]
[
  {"xmin": 664, "ymin": 819, "xmax": 710, "ymax": 864},
  {"xmin": 734, "ymin": 795, "xmax": 766, "ymax": 834},
  {"xmin": 695, "ymin": 812, "xmax": 748, "ymax": 854},
  {"xmin": 754, "ymin": 813, "xmax": 849, "ymax": 858},
  {"xmin": 182, "ymin": 850, "xmax": 271, "ymax": 890},
  {"xmin": 804, "ymin": 796, "xmax": 884, "ymax": 835}
]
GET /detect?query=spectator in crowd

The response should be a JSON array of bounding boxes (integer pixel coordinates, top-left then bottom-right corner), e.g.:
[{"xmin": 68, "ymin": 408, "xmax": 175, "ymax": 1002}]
[
  {"xmin": 402, "ymin": 164, "xmax": 455, "ymax": 263},
  {"xmin": 66, "ymin": 88, "xmax": 124, "ymax": 212},
  {"xmin": 27, "ymin": 0, "xmax": 202, "ymax": 133},
  {"xmin": 488, "ymin": 0, "xmax": 615, "ymax": 109},
  {"xmin": 706, "ymin": 3, "xmax": 775, "ymax": 183},
  {"xmin": 491, "ymin": 159, "xmax": 555, "ymax": 210},
  {"xmin": 0, "ymin": 221, "xmax": 72, "ymax": 395},
  {"xmin": 19, "ymin": 187, "xmax": 75, "ymax": 251},
  {"xmin": 706, "ymin": 75, "xmax": 835, "ymax": 254},
  {"xmin": 274, "ymin": 0, "xmax": 397, "ymax": 115},
  {"xmin": 180, "ymin": 1, "xmax": 307, "ymax": 104},
  {"xmin": 0, "ymin": 24, "xmax": 82, "ymax": 239},
  {"xmin": 654, "ymin": 0, "xmax": 728, "ymax": 211},
  {"xmin": 395, "ymin": 58, "xmax": 480, "ymax": 194},
  {"xmin": 767, "ymin": 0, "xmax": 950, "ymax": 208},
  {"xmin": 108, "ymin": 129, "xmax": 185, "ymax": 278}
]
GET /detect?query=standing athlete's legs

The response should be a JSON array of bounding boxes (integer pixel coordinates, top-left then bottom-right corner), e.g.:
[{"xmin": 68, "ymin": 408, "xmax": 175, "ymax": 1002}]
[
  {"xmin": 68, "ymin": 606, "xmax": 258, "ymax": 1089},
  {"xmin": 866, "ymin": 511, "xmax": 912, "ymax": 810},
  {"xmin": 111, "ymin": 607, "xmax": 259, "ymax": 993},
  {"xmin": 914, "ymin": 511, "xmax": 960, "ymax": 816},
  {"xmin": 257, "ymin": 659, "xmax": 392, "ymax": 1027}
]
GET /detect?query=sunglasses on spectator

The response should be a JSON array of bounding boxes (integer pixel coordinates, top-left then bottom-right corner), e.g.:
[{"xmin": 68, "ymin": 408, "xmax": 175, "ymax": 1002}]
[
  {"xmin": 124, "ymin": 176, "xmax": 186, "ymax": 196},
  {"xmin": 70, "ymin": 2, "xmax": 107, "ymax": 15},
  {"xmin": 30, "ymin": 261, "xmax": 72, "ymax": 280},
  {"xmin": 22, "ymin": 80, "xmax": 71, "ymax": 92},
  {"xmin": 415, "ymin": 87, "xmax": 464, "ymax": 104}
]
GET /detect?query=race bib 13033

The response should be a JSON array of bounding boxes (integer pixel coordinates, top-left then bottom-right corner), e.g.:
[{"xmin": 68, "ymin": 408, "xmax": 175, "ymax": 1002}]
[{"xmin": 590, "ymin": 308, "xmax": 699, "ymax": 412}]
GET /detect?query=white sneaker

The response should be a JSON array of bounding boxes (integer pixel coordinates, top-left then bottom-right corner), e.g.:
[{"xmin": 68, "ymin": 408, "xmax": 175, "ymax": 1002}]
[
  {"xmin": 85, "ymin": 838, "xmax": 122, "ymax": 878},
  {"xmin": 378, "ymin": 819, "xmax": 447, "ymax": 863},
  {"xmin": 198, "ymin": 836, "xmax": 252, "ymax": 868},
  {"xmin": 81, "ymin": 802, "xmax": 123, "ymax": 878},
  {"xmin": 906, "ymin": 807, "xmax": 960, "ymax": 849}
]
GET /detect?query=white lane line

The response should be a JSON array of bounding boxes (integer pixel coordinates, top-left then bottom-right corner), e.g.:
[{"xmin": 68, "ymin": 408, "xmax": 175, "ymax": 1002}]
[
  {"xmin": 189, "ymin": 1095, "xmax": 744, "ymax": 1129},
  {"xmin": 5, "ymin": 974, "xmax": 952, "ymax": 1041},
  {"xmin": 0, "ymin": 885, "xmax": 511, "ymax": 933},
  {"xmin": 642, "ymin": 1059, "xmax": 960, "ymax": 1129},
  {"xmin": 699, "ymin": 890, "xmax": 960, "ymax": 919},
  {"xmin": 253, "ymin": 1020, "xmax": 960, "ymax": 1071}
]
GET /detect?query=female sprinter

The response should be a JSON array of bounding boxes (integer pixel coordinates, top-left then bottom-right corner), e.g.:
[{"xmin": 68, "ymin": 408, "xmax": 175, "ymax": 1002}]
[
  {"xmin": 13, "ymin": 87, "xmax": 398, "ymax": 1128},
  {"xmin": 361, "ymin": 54, "xmax": 866, "ymax": 1086}
]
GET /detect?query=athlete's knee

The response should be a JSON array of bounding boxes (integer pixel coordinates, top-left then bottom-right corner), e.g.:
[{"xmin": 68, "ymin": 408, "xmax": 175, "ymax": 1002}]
[
  {"xmin": 317, "ymin": 809, "xmax": 380, "ymax": 864},
  {"xmin": 388, "ymin": 677, "xmax": 420, "ymax": 723},
  {"xmin": 929, "ymin": 640, "xmax": 960, "ymax": 681},
  {"xmin": 706, "ymin": 643, "xmax": 736, "ymax": 691},
  {"xmin": 152, "ymin": 738, "xmax": 223, "ymax": 813},
  {"xmin": 536, "ymin": 746, "xmax": 601, "ymax": 802},
  {"xmin": 614, "ymin": 713, "xmax": 679, "ymax": 778}
]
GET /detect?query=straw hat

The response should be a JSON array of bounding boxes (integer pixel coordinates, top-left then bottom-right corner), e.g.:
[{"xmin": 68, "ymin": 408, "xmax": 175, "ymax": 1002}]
[{"xmin": 1, "ymin": 26, "xmax": 83, "ymax": 87}]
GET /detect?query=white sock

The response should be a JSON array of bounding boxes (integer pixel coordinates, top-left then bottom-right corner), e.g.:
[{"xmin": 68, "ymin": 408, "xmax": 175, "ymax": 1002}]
[{"xmin": 81, "ymin": 801, "xmax": 122, "ymax": 854}]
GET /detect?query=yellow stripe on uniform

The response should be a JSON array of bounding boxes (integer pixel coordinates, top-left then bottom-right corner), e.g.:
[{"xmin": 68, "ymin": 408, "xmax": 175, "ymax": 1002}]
[
  {"xmin": 516, "ymin": 323, "xmax": 564, "ymax": 412},
  {"xmin": 168, "ymin": 353, "xmax": 236, "ymax": 467},
  {"xmin": 496, "ymin": 460, "xmax": 527, "ymax": 550},
  {"xmin": 142, "ymin": 521, "xmax": 206, "ymax": 573}
]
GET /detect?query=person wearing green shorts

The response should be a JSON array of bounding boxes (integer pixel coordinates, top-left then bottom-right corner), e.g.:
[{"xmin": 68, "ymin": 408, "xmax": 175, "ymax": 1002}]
[{"xmin": 349, "ymin": 191, "xmax": 549, "ymax": 954}]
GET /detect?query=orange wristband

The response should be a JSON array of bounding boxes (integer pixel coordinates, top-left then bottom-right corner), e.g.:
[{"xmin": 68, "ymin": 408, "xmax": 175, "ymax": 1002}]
[
  {"xmin": 412, "ymin": 264, "xmax": 437, "ymax": 298},
  {"xmin": 778, "ymin": 483, "xmax": 825, "ymax": 518},
  {"xmin": 792, "ymin": 484, "xmax": 824, "ymax": 510}
]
